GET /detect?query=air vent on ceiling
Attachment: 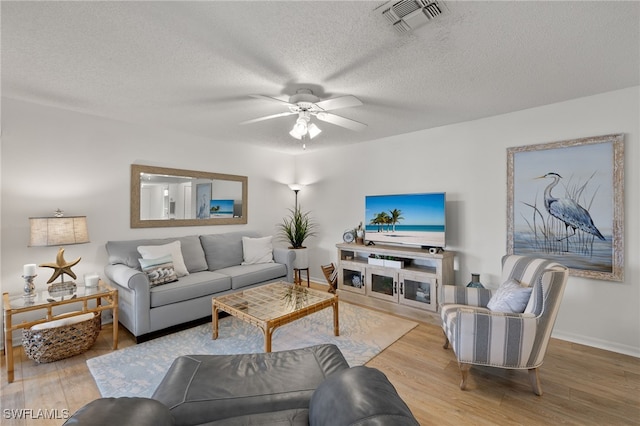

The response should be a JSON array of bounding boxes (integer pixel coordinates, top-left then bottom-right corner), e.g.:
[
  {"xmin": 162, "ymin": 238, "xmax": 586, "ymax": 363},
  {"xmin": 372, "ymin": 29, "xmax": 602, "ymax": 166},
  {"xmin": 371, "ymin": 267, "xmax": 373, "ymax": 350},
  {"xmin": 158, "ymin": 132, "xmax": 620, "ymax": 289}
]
[{"xmin": 379, "ymin": 0, "xmax": 445, "ymax": 34}]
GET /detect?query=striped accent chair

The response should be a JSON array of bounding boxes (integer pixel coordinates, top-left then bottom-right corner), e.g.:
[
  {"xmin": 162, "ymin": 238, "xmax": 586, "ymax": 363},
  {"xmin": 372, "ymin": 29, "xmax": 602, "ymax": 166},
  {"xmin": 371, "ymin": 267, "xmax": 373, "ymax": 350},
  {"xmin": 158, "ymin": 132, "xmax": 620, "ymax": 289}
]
[{"xmin": 440, "ymin": 255, "xmax": 569, "ymax": 395}]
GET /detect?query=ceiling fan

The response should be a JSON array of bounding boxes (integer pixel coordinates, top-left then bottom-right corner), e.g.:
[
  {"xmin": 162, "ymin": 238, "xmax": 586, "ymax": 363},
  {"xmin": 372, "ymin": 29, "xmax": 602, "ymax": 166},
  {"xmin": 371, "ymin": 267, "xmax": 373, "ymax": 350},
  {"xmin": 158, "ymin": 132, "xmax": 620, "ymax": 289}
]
[{"xmin": 241, "ymin": 89, "xmax": 367, "ymax": 140}]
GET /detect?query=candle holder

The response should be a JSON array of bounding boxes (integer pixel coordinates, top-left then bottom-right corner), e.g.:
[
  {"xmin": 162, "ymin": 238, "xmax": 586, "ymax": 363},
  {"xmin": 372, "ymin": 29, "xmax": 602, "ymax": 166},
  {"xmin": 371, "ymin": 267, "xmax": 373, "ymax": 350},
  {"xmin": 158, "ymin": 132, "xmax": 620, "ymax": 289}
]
[{"xmin": 22, "ymin": 274, "xmax": 37, "ymax": 301}]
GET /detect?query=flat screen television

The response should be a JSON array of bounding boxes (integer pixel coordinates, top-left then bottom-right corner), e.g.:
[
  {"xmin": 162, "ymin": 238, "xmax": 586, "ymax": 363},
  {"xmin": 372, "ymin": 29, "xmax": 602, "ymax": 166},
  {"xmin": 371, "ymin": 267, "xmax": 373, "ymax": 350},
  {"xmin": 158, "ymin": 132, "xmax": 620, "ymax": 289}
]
[{"xmin": 364, "ymin": 192, "xmax": 446, "ymax": 248}]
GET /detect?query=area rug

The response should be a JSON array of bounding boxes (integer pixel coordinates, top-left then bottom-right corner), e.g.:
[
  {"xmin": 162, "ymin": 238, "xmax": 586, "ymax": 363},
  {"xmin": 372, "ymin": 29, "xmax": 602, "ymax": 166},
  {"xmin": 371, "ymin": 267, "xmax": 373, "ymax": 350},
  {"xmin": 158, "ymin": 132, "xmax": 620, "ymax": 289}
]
[{"xmin": 87, "ymin": 302, "xmax": 417, "ymax": 398}]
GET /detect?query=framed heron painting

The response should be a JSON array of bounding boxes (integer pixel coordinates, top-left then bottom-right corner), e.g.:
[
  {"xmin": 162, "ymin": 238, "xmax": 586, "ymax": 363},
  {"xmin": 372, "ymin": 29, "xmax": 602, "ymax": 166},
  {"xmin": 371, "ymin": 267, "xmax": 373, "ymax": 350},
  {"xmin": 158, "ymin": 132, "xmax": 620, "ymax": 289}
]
[{"xmin": 507, "ymin": 134, "xmax": 624, "ymax": 281}]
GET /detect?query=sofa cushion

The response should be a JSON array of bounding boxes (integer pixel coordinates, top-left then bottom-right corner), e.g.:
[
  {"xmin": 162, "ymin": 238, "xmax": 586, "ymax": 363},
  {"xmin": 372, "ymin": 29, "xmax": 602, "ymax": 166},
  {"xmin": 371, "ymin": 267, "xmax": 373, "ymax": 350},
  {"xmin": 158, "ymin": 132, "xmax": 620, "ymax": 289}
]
[
  {"xmin": 241, "ymin": 235, "xmax": 275, "ymax": 265},
  {"xmin": 308, "ymin": 366, "xmax": 419, "ymax": 426},
  {"xmin": 176, "ymin": 235, "xmax": 208, "ymax": 273},
  {"xmin": 150, "ymin": 271, "xmax": 231, "ymax": 308},
  {"xmin": 151, "ymin": 344, "xmax": 349, "ymax": 426},
  {"xmin": 139, "ymin": 255, "xmax": 179, "ymax": 287},
  {"xmin": 216, "ymin": 263, "xmax": 287, "ymax": 290},
  {"xmin": 106, "ymin": 239, "xmax": 154, "ymax": 269},
  {"xmin": 106, "ymin": 236, "xmax": 207, "ymax": 274},
  {"xmin": 138, "ymin": 241, "xmax": 189, "ymax": 277},
  {"xmin": 200, "ymin": 231, "xmax": 261, "ymax": 270}
]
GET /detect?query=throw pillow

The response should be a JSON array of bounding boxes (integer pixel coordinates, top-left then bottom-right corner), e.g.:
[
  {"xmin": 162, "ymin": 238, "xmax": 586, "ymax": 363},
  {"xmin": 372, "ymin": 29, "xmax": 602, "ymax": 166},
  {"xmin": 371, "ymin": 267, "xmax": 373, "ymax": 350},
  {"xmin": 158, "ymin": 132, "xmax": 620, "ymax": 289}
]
[
  {"xmin": 487, "ymin": 278, "xmax": 533, "ymax": 313},
  {"xmin": 138, "ymin": 255, "xmax": 178, "ymax": 287},
  {"xmin": 241, "ymin": 236, "xmax": 274, "ymax": 265},
  {"xmin": 138, "ymin": 240, "xmax": 189, "ymax": 277}
]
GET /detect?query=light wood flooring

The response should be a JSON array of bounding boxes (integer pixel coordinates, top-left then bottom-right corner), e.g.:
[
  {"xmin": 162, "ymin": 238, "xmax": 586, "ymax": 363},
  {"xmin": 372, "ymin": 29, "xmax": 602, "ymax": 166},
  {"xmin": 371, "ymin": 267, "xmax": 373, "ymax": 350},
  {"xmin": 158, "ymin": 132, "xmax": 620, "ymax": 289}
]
[{"xmin": 2, "ymin": 297, "xmax": 639, "ymax": 425}]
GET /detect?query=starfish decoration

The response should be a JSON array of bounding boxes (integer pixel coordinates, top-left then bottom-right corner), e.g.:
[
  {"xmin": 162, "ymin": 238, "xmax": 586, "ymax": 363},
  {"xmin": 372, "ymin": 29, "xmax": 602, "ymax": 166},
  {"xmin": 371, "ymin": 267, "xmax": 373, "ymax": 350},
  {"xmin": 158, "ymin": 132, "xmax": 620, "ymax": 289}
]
[{"xmin": 39, "ymin": 247, "xmax": 81, "ymax": 284}]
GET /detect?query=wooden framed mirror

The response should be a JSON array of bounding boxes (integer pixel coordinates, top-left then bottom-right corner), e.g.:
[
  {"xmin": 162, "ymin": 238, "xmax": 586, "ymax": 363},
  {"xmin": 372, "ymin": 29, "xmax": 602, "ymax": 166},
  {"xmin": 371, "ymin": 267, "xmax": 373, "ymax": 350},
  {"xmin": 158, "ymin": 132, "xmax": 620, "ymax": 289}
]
[{"xmin": 131, "ymin": 164, "xmax": 247, "ymax": 228}]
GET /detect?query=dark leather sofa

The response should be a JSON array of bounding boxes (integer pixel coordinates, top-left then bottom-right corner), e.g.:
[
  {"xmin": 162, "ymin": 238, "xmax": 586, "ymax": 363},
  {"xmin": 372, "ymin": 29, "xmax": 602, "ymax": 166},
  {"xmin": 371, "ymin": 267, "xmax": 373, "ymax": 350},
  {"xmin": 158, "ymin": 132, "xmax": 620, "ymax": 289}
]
[{"xmin": 65, "ymin": 344, "xmax": 418, "ymax": 426}]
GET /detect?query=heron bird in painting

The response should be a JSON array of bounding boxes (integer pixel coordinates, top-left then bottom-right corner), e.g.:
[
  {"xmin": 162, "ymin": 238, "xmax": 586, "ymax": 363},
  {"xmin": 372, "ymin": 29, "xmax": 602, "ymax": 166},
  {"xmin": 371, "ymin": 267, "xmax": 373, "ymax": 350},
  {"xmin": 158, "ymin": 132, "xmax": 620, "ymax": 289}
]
[{"xmin": 538, "ymin": 172, "xmax": 605, "ymax": 251}]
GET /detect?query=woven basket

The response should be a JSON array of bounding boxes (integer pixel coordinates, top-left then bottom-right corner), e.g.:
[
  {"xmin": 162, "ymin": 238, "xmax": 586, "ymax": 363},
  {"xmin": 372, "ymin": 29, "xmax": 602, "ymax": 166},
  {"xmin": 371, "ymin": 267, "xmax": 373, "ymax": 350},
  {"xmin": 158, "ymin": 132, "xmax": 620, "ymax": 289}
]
[{"xmin": 22, "ymin": 312, "xmax": 101, "ymax": 363}]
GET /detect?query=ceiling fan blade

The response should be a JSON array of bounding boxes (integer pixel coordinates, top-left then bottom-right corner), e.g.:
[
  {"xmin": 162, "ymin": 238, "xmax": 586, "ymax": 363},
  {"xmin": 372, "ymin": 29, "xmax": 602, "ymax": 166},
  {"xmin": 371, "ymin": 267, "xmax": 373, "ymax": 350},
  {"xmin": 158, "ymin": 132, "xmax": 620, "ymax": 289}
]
[
  {"xmin": 240, "ymin": 111, "xmax": 297, "ymax": 125},
  {"xmin": 250, "ymin": 94, "xmax": 295, "ymax": 107},
  {"xmin": 316, "ymin": 112, "xmax": 367, "ymax": 131},
  {"xmin": 314, "ymin": 95, "xmax": 363, "ymax": 111}
]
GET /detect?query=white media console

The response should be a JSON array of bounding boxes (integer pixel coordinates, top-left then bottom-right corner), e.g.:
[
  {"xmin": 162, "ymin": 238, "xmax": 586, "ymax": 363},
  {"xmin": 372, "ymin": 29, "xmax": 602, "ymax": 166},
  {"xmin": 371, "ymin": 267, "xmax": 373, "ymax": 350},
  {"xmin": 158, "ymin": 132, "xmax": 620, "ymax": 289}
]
[{"xmin": 336, "ymin": 243, "xmax": 455, "ymax": 322}]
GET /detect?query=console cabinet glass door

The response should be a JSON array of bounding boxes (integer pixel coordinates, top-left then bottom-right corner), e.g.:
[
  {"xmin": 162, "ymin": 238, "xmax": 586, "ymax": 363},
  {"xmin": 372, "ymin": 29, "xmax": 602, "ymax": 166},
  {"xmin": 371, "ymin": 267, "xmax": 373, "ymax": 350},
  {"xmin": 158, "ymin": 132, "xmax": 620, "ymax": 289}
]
[
  {"xmin": 399, "ymin": 270, "xmax": 436, "ymax": 311},
  {"xmin": 338, "ymin": 264, "xmax": 366, "ymax": 295},
  {"xmin": 366, "ymin": 267, "xmax": 399, "ymax": 303}
]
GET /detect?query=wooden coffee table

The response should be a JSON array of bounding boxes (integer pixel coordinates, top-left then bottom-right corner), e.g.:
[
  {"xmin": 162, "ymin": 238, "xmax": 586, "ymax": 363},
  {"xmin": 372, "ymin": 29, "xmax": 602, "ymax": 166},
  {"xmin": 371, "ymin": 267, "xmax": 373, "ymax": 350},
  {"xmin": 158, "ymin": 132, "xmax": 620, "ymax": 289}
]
[{"xmin": 212, "ymin": 281, "xmax": 339, "ymax": 352}]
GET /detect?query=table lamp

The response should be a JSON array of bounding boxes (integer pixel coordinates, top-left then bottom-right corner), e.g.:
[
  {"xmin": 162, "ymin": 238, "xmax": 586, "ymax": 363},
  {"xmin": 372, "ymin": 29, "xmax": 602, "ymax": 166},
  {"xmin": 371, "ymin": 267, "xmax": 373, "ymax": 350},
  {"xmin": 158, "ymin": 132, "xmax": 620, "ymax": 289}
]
[{"xmin": 29, "ymin": 209, "xmax": 89, "ymax": 289}]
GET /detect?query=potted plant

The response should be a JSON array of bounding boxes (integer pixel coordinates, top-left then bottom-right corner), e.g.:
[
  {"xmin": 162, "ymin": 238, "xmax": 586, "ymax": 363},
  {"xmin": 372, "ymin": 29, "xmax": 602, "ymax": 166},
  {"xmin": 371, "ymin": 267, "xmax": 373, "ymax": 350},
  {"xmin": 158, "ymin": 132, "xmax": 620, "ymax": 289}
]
[{"xmin": 278, "ymin": 206, "xmax": 317, "ymax": 269}]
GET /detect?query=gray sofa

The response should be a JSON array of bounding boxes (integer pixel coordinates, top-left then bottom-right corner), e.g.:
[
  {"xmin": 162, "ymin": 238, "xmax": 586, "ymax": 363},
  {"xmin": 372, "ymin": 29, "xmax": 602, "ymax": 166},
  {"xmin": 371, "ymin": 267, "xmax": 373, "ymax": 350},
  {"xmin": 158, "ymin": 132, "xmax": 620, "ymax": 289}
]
[
  {"xmin": 65, "ymin": 344, "xmax": 419, "ymax": 425},
  {"xmin": 104, "ymin": 231, "xmax": 295, "ymax": 341}
]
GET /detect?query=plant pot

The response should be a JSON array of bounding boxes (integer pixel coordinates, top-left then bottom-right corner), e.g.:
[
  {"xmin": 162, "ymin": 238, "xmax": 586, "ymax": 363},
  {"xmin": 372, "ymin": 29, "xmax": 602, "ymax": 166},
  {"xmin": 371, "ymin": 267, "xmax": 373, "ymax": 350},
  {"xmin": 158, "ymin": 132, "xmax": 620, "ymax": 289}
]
[{"xmin": 292, "ymin": 247, "xmax": 309, "ymax": 269}]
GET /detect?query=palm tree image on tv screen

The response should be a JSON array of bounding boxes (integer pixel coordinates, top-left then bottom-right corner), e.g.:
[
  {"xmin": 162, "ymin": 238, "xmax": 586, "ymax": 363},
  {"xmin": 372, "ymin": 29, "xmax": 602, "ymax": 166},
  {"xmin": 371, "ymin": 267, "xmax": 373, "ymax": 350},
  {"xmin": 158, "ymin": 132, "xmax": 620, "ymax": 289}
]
[{"xmin": 364, "ymin": 193, "xmax": 446, "ymax": 248}]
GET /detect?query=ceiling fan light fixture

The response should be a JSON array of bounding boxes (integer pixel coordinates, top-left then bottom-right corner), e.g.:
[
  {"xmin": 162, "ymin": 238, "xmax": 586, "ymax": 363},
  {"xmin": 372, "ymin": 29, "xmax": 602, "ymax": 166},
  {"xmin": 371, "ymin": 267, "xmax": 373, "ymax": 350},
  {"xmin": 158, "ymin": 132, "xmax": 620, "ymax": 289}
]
[
  {"xmin": 244, "ymin": 89, "xmax": 366, "ymax": 142},
  {"xmin": 307, "ymin": 122, "xmax": 322, "ymax": 139},
  {"xmin": 290, "ymin": 117, "xmax": 309, "ymax": 139},
  {"xmin": 295, "ymin": 117, "xmax": 308, "ymax": 129},
  {"xmin": 289, "ymin": 128, "xmax": 303, "ymax": 140}
]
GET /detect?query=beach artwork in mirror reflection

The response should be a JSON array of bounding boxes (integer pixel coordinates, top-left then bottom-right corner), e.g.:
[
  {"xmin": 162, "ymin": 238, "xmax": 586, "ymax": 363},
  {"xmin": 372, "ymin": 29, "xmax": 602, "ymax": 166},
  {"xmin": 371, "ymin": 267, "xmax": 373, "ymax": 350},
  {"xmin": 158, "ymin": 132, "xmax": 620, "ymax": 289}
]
[{"xmin": 210, "ymin": 200, "xmax": 234, "ymax": 218}]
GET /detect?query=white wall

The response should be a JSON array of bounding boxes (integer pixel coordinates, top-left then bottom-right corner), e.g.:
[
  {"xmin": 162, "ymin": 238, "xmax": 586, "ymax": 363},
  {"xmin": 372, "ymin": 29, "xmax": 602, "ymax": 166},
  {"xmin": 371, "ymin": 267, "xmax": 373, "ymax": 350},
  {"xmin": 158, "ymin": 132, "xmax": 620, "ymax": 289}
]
[
  {"xmin": 0, "ymin": 99, "xmax": 296, "ymax": 344},
  {"xmin": 296, "ymin": 87, "xmax": 639, "ymax": 357},
  {"xmin": 2, "ymin": 87, "xmax": 638, "ymax": 357}
]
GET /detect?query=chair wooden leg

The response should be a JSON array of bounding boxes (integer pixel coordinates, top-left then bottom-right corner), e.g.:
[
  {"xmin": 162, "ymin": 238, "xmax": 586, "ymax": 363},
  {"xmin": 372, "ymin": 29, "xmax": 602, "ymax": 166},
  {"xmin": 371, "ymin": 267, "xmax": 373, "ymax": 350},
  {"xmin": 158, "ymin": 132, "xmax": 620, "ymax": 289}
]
[
  {"xmin": 443, "ymin": 331, "xmax": 450, "ymax": 349},
  {"xmin": 528, "ymin": 368, "xmax": 543, "ymax": 396},
  {"xmin": 459, "ymin": 363, "xmax": 471, "ymax": 390}
]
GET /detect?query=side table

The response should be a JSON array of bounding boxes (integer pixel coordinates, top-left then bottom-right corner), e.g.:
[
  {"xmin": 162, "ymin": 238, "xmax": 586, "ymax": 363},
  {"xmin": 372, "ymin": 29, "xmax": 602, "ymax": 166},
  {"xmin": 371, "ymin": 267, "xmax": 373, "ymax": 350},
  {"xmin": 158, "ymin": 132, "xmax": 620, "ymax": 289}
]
[
  {"xmin": 3, "ymin": 280, "xmax": 118, "ymax": 383},
  {"xmin": 293, "ymin": 267, "xmax": 310, "ymax": 287}
]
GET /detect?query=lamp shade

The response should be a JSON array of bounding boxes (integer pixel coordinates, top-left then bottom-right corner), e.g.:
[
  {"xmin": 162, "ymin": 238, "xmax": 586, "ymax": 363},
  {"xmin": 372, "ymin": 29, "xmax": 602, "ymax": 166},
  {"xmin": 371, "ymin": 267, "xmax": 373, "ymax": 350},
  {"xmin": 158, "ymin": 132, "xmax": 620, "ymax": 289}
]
[
  {"xmin": 289, "ymin": 117, "xmax": 322, "ymax": 141},
  {"xmin": 307, "ymin": 123, "xmax": 322, "ymax": 139},
  {"xmin": 29, "ymin": 216, "xmax": 90, "ymax": 246}
]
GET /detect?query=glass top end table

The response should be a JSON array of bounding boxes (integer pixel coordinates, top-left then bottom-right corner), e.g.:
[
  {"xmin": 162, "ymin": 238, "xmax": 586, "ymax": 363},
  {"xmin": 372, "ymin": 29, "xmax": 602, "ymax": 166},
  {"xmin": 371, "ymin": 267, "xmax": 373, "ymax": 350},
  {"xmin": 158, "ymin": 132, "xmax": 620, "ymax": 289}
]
[{"xmin": 3, "ymin": 281, "xmax": 118, "ymax": 383}]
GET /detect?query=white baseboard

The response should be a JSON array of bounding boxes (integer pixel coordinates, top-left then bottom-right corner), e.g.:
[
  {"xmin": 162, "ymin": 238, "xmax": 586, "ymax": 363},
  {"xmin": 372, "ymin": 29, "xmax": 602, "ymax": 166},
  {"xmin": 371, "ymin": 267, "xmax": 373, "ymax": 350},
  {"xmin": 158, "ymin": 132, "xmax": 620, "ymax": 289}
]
[
  {"xmin": 552, "ymin": 330, "xmax": 640, "ymax": 358},
  {"xmin": 309, "ymin": 276, "xmax": 328, "ymax": 286}
]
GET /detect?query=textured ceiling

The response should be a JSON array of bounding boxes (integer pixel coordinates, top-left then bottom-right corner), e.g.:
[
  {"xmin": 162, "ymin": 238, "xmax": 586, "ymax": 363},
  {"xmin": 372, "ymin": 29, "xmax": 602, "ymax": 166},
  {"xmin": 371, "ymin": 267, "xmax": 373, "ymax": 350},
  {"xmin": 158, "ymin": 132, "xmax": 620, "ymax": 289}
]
[{"xmin": 2, "ymin": 1, "xmax": 639, "ymax": 154}]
